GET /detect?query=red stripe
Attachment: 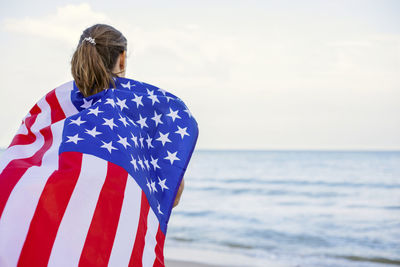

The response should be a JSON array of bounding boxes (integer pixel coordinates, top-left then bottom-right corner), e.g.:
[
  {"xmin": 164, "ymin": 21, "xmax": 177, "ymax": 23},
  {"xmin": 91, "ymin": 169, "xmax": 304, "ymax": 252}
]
[
  {"xmin": 153, "ymin": 226, "xmax": 166, "ymax": 267},
  {"xmin": 78, "ymin": 162, "xmax": 129, "ymax": 266},
  {"xmin": 0, "ymin": 126, "xmax": 53, "ymax": 218},
  {"xmin": 46, "ymin": 89, "xmax": 66, "ymax": 123},
  {"xmin": 17, "ymin": 152, "xmax": 83, "ymax": 267},
  {"xmin": 0, "ymin": 91, "xmax": 66, "ymax": 218},
  {"xmin": 9, "ymin": 105, "xmax": 41, "ymax": 147},
  {"xmin": 129, "ymin": 192, "xmax": 151, "ymax": 267}
]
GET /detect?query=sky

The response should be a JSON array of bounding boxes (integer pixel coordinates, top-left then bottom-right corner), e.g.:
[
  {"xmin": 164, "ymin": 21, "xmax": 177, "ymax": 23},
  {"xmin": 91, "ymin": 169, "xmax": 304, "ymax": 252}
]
[{"xmin": 0, "ymin": 0, "xmax": 399, "ymax": 150}]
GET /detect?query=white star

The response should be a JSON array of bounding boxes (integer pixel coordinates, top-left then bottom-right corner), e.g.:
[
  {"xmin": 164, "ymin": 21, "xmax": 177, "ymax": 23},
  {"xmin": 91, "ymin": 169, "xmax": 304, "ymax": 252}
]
[
  {"xmin": 128, "ymin": 118, "xmax": 137, "ymax": 126},
  {"xmin": 130, "ymin": 155, "xmax": 138, "ymax": 171},
  {"xmin": 121, "ymin": 81, "xmax": 131, "ymax": 89},
  {"xmin": 117, "ymin": 135, "xmax": 131, "ymax": 149},
  {"xmin": 158, "ymin": 88, "xmax": 167, "ymax": 96},
  {"xmin": 85, "ymin": 126, "xmax": 102, "ymax": 138},
  {"xmin": 132, "ymin": 93, "xmax": 143, "ymax": 108},
  {"xmin": 116, "ymin": 97, "xmax": 128, "ymax": 111},
  {"xmin": 130, "ymin": 133, "xmax": 139, "ymax": 147},
  {"xmin": 118, "ymin": 115, "xmax": 129, "ymax": 127},
  {"xmin": 150, "ymin": 180, "xmax": 157, "ymax": 193},
  {"xmin": 143, "ymin": 156, "xmax": 150, "ymax": 170},
  {"xmin": 101, "ymin": 140, "xmax": 117, "ymax": 153},
  {"xmin": 136, "ymin": 115, "xmax": 148, "ymax": 129},
  {"xmin": 138, "ymin": 156, "xmax": 145, "ymax": 170},
  {"xmin": 147, "ymin": 89, "xmax": 160, "ymax": 106},
  {"xmin": 184, "ymin": 109, "xmax": 193, "ymax": 118},
  {"xmin": 66, "ymin": 134, "xmax": 83, "ymax": 144},
  {"xmin": 158, "ymin": 177, "xmax": 169, "ymax": 191},
  {"xmin": 175, "ymin": 126, "xmax": 190, "ymax": 139},
  {"xmin": 151, "ymin": 111, "xmax": 163, "ymax": 126},
  {"xmin": 139, "ymin": 134, "xmax": 144, "ymax": 148},
  {"xmin": 156, "ymin": 132, "xmax": 171, "ymax": 146},
  {"xmin": 69, "ymin": 116, "xmax": 86, "ymax": 126},
  {"xmin": 103, "ymin": 118, "xmax": 118, "ymax": 130},
  {"xmin": 167, "ymin": 108, "xmax": 181, "ymax": 122},
  {"xmin": 105, "ymin": 98, "xmax": 116, "ymax": 107},
  {"xmin": 146, "ymin": 178, "xmax": 152, "ymax": 193},
  {"xmin": 80, "ymin": 98, "xmax": 93, "ymax": 109},
  {"xmin": 157, "ymin": 202, "xmax": 163, "ymax": 215},
  {"xmin": 146, "ymin": 134, "xmax": 154, "ymax": 149},
  {"xmin": 164, "ymin": 151, "xmax": 180, "ymax": 165},
  {"xmin": 150, "ymin": 156, "xmax": 161, "ymax": 171},
  {"xmin": 166, "ymin": 96, "xmax": 173, "ymax": 102},
  {"xmin": 87, "ymin": 106, "xmax": 103, "ymax": 116}
]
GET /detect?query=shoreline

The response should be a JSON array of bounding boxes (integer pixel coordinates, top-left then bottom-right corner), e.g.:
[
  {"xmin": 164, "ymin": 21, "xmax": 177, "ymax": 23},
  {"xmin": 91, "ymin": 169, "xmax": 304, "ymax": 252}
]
[{"xmin": 165, "ymin": 259, "xmax": 227, "ymax": 267}]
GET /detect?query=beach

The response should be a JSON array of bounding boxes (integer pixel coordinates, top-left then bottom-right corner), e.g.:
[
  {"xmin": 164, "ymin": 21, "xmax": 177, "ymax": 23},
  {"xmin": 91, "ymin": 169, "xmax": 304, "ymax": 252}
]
[{"xmin": 165, "ymin": 259, "xmax": 224, "ymax": 267}]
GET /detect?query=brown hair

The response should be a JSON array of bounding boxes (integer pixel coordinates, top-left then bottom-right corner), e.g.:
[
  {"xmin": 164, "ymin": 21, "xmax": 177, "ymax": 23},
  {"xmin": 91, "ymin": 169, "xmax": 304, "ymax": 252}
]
[{"xmin": 71, "ymin": 24, "xmax": 127, "ymax": 97}]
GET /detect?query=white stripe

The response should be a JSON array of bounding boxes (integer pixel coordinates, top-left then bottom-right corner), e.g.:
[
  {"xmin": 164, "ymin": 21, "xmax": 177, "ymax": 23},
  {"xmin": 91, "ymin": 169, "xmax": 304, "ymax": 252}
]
[
  {"xmin": 142, "ymin": 208, "xmax": 159, "ymax": 267},
  {"xmin": 108, "ymin": 175, "xmax": 142, "ymax": 267},
  {"xmin": 0, "ymin": 97, "xmax": 51, "ymax": 173},
  {"xmin": 55, "ymin": 81, "xmax": 78, "ymax": 117},
  {"xmin": 14, "ymin": 114, "xmax": 29, "ymax": 136},
  {"xmin": 0, "ymin": 120, "xmax": 64, "ymax": 267},
  {"xmin": 48, "ymin": 154, "xmax": 108, "ymax": 267}
]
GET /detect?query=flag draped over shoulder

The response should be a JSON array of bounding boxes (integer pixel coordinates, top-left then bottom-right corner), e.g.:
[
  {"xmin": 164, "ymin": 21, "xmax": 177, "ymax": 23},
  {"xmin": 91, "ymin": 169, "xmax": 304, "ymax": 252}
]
[{"xmin": 0, "ymin": 77, "xmax": 198, "ymax": 267}]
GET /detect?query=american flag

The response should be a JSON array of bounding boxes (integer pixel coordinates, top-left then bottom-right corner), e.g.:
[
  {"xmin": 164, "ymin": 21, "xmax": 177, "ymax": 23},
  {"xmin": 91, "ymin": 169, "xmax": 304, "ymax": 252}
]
[{"xmin": 0, "ymin": 77, "xmax": 198, "ymax": 266}]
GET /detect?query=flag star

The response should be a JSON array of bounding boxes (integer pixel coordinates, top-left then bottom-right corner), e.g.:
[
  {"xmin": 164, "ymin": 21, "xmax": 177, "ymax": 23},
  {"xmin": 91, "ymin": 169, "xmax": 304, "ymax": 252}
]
[
  {"xmin": 80, "ymin": 98, "xmax": 93, "ymax": 109},
  {"xmin": 132, "ymin": 93, "xmax": 143, "ymax": 108},
  {"xmin": 69, "ymin": 116, "xmax": 86, "ymax": 126},
  {"xmin": 158, "ymin": 177, "xmax": 169, "ymax": 191},
  {"xmin": 175, "ymin": 126, "xmax": 190, "ymax": 139},
  {"xmin": 130, "ymin": 133, "xmax": 139, "ymax": 147},
  {"xmin": 166, "ymin": 96, "xmax": 173, "ymax": 102},
  {"xmin": 116, "ymin": 97, "xmax": 128, "ymax": 111},
  {"xmin": 156, "ymin": 132, "xmax": 172, "ymax": 146},
  {"xmin": 128, "ymin": 118, "xmax": 137, "ymax": 126},
  {"xmin": 136, "ymin": 115, "xmax": 148, "ymax": 129},
  {"xmin": 146, "ymin": 178, "xmax": 152, "ymax": 193},
  {"xmin": 164, "ymin": 151, "xmax": 180, "ymax": 165},
  {"xmin": 100, "ymin": 140, "xmax": 117, "ymax": 153},
  {"xmin": 158, "ymin": 88, "xmax": 167, "ymax": 96},
  {"xmin": 130, "ymin": 155, "xmax": 138, "ymax": 171},
  {"xmin": 184, "ymin": 109, "xmax": 193, "ymax": 118},
  {"xmin": 146, "ymin": 134, "xmax": 154, "ymax": 149},
  {"xmin": 151, "ymin": 180, "xmax": 158, "ymax": 193},
  {"xmin": 117, "ymin": 135, "xmax": 131, "ymax": 149},
  {"xmin": 105, "ymin": 98, "xmax": 116, "ymax": 107},
  {"xmin": 151, "ymin": 111, "xmax": 163, "ymax": 127},
  {"xmin": 85, "ymin": 126, "xmax": 102, "ymax": 138},
  {"xmin": 143, "ymin": 157, "xmax": 150, "ymax": 170},
  {"xmin": 139, "ymin": 134, "xmax": 144, "ymax": 148},
  {"xmin": 103, "ymin": 118, "xmax": 118, "ymax": 130},
  {"xmin": 157, "ymin": 202, "xmax": 163, "ymax": 215},
  {"xmin": 118, "ymin": 115, "xmax": 129, "ymax": 127},
  {"xmin": 167, "ymin": 108, "xmax": 181, "ymax": 122},
  {"xmin": 87, "ymin": 106, "xmax": 103, "ymax": 116},
  {"xmin": 66, "ymin": 134, "xmax": 84, "ymax": 144},
  {"xmin": 147, "ymin": 89, "xmax": 160, "ymax": 106},
  {"xmin": 121, "ymin": 81, "xmax": 131, "ymax": 89},
  {"xmin": 138, "ymin": 157, "xmax": 145, "ymax": 170},
  {"xmin": 150, "ymin": 156, "xmax": 161, "ymax": 171}
]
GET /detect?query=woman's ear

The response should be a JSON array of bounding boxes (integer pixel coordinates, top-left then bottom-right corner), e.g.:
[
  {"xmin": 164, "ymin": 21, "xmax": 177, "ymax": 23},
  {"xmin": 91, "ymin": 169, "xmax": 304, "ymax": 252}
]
[{"xmin": 119, "ymin": 51, "xmax": 126, "ymax": 71}]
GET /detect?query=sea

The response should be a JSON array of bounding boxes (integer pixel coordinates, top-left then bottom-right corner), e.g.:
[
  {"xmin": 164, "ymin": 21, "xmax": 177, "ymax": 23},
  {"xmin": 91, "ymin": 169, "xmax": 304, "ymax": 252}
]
[{"xmin": 164, "ymin": 150, "xmax": 400, "ymax": 267}]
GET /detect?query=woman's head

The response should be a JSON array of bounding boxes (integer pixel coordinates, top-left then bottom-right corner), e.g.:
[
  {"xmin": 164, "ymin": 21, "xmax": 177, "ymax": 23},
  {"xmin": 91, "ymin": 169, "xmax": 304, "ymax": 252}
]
[{"xmin": 71, "ymin": 24, "xmax": 127, "ymax": 97}]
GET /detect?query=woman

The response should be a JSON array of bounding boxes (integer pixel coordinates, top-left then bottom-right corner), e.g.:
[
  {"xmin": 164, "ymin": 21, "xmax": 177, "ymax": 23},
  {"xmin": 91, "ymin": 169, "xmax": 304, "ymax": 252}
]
[{"xmin": 0, "ymin": 24, "xmax": 198, "ymax": 267}]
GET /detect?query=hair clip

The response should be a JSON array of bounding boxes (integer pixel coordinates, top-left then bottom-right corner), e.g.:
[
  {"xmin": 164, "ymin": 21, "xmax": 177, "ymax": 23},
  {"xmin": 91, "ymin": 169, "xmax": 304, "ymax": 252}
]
[{"xmin": 83, "ymin": 37, "xmax": 96, "ymax": 45}]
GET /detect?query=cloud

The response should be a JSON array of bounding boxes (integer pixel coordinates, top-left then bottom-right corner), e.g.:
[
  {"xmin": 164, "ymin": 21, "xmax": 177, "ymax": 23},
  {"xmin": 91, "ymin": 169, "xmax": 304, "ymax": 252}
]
[{"xmin": 2, "ymin": 3, "xmax": 110, "ymax": 45}]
